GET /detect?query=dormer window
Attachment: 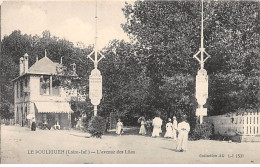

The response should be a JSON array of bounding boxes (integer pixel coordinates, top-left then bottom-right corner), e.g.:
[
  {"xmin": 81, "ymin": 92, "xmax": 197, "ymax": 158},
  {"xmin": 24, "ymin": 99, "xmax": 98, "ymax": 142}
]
[{"xmin": 40, "ymin": 75, "xmax": 50, "ymax": 95}]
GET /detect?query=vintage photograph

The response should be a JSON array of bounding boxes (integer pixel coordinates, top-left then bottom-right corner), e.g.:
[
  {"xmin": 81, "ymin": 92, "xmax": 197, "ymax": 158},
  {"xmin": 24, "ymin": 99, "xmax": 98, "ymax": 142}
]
[{"xmin": 0, "ymin": 0, "xmax": 259, "ymax": 164}]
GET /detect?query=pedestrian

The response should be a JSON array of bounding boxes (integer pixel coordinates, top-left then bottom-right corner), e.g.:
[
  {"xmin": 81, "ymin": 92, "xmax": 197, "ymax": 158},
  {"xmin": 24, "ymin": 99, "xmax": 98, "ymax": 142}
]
[
  {"xmin": 139, "ymin": 117, "xmax": 146, "ymax": 135},
  {"xmin": 146, "ymin": 119, "xmax": 152, "ymax": 135},
  {"xmin": 176, "ymin": 115, "xmax": 190, "ymax": 152},
  {"xmin": 164, "ymin": 118, "xmax": 173, "ymax": 138},
  {"xmin": 152, "ymin": 116, "xmax": 162, "ymax": 137},
  {"xmin": 172, "ymin": 116, "xmax": 178, "ymax": 141},
  {"xmin": 31, "ymin": 117, "xmax": 36, "ymax": 131},
  {"xmin": 105, "ymin": 119, "xmax": 110, "ymax": 132},
  {"xmin": 116, "ymin": 119, "xmax": 123, "ymax": 136}
]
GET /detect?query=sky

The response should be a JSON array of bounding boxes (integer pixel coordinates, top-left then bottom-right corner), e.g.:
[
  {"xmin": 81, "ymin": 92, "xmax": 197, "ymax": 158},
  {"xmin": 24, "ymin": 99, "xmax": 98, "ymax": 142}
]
[{"xmin": 1, "ymin": 0, "xmax": 133, "ymax": 49}]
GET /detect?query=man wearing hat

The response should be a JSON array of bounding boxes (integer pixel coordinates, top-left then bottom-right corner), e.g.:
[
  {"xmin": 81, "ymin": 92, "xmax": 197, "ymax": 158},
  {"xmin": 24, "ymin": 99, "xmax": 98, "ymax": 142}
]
[{"xmin": 176, "ymin": 115, "xmax": 190, "ymax": 152}]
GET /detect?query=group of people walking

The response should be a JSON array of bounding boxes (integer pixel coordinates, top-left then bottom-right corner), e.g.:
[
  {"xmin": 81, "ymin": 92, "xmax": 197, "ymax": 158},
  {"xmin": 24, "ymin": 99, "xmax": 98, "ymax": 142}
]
[
  {"xmin": 145, "ymin": 115, "xmax": 190, "ymax": 152},
  {"xmin": 115, "ymin": 115, "xmax": 190, "ymax": 152},
  {"xmin": 149, "ymin": 115, "xmax": 190, "ymax": 152}
]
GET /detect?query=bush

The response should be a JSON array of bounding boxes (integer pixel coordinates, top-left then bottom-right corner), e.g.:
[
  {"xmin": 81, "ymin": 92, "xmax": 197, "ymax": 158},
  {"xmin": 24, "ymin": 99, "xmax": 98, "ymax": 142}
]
[
  {"xmin": 81, "ymin": 116, "xmax": 91, "ymax": 131},
  {"xmin": 121, "ymin": 114, "xmax": 139, "ymax": 126},
  {"xmin": 88, "ymin": 116, "xmax": 106, "ymax": 138},
  {"xmin": 190, "ymin": 122, "xmax": 214, "ymax": 140}
]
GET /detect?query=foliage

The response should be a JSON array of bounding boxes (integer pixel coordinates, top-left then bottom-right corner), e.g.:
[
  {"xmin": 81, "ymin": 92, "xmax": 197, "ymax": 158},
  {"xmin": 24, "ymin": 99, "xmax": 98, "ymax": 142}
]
[
  {"xmin": 122, "ymin": 0, "xmax": 259, "ymax": 120},
  {"xmin": 190, "ymin": 121, "xmax": 214, "ymax": 140},
  {"xmin": 1, "ymin": 1, "xmax": 259, "ymax": 125},
  {"xmin": 87, "ymin": 116, "xmax": 106, "ymax": 138},
  {"xmin": 1, "ymin": 30, "xmax": 93, "ymax": 119},
  {"xmin": 0, "ymin": 103, "xmax": 14, "ymax": 120},
  {"xmin": 204, "ymin": 1, "xmax": 260, "ymax": 115},
  {"xmin": 122, "ymin": 1, "xmax": 201, "ymax": 124},
  {"xmin": 98, "ymin": 39, "xmax": 151, "ymax": 119},
  {"xmin": 70, "ymin": 100, "xmax": 93, "ymax": 128},
  {"xmin": 0, "ymin": 48, "xmax": 17, "ymax": 119}
]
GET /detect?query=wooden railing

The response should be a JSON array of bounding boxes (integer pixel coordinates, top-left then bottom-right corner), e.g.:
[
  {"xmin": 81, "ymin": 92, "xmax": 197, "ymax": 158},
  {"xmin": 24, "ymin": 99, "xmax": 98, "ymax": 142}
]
[
  {"xmin": 243, "ymin": 112, "xmax": 260, "ymax": 135},
  {"xmin": 205, "ymin": 111, "xmax": 260, "ymax": 136}
]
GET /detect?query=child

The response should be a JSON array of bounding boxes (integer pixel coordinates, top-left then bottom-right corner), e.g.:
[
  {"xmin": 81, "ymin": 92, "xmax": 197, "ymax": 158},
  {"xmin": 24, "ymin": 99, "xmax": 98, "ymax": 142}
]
[
  {"xmin": 116, "ymin": 119, "xmax": 123, "ymax": 136},
  {"xmin": 164, "ymin": 118, "xmax": 173, "ymax": 138}
]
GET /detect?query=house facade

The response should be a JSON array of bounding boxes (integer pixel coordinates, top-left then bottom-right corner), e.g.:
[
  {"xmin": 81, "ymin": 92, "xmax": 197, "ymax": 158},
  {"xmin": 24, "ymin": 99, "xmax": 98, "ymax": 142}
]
[{"xmin": 13, "ymin": 53, "xmax": 78, "ymax": 129}]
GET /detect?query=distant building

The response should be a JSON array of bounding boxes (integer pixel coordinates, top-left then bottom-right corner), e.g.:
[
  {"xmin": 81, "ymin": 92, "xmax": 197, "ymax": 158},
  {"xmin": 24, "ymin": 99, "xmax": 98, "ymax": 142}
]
[{"xmin": 12, "ymin": 52, "xmax": 78, "ymax": 129}]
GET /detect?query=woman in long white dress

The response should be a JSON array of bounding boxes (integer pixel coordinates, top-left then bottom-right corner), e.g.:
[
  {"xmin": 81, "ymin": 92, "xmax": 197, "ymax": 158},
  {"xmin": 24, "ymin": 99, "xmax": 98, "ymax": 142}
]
[
  {"xmin": 172, "ymin": 116, "xmax": 178, "ymax": 141},
  {"xmin": 164, "ymin": 118, "xmax": 173, "ymax": 138},
  {"xmin": 176, "ymin": 115, "xmax": 190, "ymax": 152},
  {"xmin": 139, "ymin": 119, "xmax": 146, "ymax": 135},
  {"xmin": 152, "ymin": 117, "xmax": 162, "ymax": 137},
  {"xmin": 116, "ymin": 119, "xmax": 123, "ymax": 136}
]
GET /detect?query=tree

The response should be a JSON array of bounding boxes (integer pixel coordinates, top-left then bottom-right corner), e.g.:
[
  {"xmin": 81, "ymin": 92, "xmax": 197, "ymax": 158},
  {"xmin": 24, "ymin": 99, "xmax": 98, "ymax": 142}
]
[
  {"xmin": 122, "ymin": 0, "xmax": 259, "ymax": 120},
  {"xmin": 0, "ymin": 30, "xmax": 94, "ymax": 119},
  {"xmin": 204, "ymin": 1, "xmax": 260, "ymax": 114},
  {"xmin": 97, "ymin": 40, "xmax": 151, "ymax": 124},
  {"xmin": 122, "ymin": 1, "xmax": 202, "ymax": 123},
  {"xmin": 0, "ymin": 46, "xmax": 19, "ymax": 119}
]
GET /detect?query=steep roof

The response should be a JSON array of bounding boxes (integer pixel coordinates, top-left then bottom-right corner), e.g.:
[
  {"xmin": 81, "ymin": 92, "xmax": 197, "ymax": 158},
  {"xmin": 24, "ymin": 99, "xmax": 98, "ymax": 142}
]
[
  {"xmin": 28, "ymin": 56, "xmax": 61, "ymax": 75},
  {"xmin": 12, "ymin": 56, "xmax": 65, "ymax": 82}
]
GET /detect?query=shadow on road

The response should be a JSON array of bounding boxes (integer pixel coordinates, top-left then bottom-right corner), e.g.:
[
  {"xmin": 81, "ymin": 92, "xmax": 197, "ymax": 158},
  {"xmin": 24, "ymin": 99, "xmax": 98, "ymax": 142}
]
[
  {"xmin": 160, "ymin": 147, "xmax": 180, "ymax": 152},
  {"xmin": 69, "ymin": 134, "xmax": 91, "ymax": 138},
  {"xmin": 105, "ymin": 126, "xmax": 140, "ymax": 136}
]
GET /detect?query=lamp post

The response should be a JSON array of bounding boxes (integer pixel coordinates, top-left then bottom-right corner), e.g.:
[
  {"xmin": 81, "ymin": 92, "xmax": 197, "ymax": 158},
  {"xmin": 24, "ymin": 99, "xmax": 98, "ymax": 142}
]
[
  {"xmin": 87, "ymin": 0, "xmax": 105, "ymax": 116},
  {"xmin": 193, "ymin": 0, "xmax": 211, "ymax": 124}
]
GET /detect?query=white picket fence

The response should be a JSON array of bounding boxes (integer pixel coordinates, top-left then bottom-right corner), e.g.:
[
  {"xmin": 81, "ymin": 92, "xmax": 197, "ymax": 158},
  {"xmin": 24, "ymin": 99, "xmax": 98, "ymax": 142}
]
[{"xmin": 205, "ymin": 110, "xmax": 260, "ymax": 136}]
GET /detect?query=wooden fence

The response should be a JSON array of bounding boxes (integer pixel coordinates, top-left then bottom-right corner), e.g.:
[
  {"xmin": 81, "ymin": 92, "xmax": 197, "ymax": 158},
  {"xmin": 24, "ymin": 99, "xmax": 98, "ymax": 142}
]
[{"xmin": 204, "ymin": 110, "xmax": 260, "ymax": 136}]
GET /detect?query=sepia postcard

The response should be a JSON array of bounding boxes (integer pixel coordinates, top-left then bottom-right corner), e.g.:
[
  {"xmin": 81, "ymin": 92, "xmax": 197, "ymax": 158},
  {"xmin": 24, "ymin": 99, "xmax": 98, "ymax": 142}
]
[{"xmin": 0, "ymin": 0, "xmax": 259, "ymax": 164}]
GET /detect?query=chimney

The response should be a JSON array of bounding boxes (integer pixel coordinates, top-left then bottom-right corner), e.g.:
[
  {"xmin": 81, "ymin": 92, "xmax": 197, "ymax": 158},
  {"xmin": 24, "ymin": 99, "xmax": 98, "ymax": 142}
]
[
  {"xmin": 36, "ymin": 55, "xmax": 38, "ymax": 62},
  {"xmin": 19, "ymin": 57, "xmax": 24, "ymax": 76},
  {"xmin": 24, "ymin": 53, "xmax": 29, "ymax": 73},
  {"xmin": 60, "ymin": 57, "xmax": 63, "ymax": 64}
]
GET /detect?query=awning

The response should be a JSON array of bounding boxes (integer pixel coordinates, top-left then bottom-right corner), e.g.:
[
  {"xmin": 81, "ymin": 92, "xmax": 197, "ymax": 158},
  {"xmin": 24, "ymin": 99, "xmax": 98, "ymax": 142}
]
[{"xmin": 34, "ymin": 102, "xmax": 73, "ymax": 113}]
